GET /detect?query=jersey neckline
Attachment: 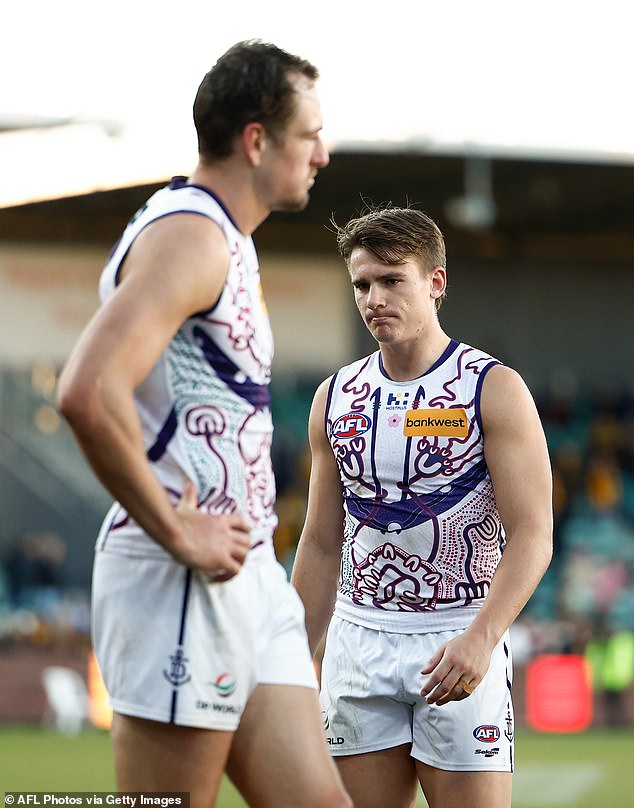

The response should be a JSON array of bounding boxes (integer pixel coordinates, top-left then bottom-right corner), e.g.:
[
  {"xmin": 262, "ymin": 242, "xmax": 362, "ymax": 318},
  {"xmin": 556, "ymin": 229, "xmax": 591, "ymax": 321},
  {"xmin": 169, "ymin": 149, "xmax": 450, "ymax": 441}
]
[
  {"xmin": 169, "ymin": 175, "xmax": 240, "ymax": 231},
  {"xmin": 377, "ymin": 338, "xmax": 459, "ymax": 382}
]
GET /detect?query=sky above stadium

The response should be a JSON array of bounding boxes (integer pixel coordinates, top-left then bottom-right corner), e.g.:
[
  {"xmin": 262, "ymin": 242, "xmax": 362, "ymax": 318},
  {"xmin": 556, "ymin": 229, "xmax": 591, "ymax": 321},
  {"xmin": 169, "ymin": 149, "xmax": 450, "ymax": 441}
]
[{"xmin": 2, "ymin": 0, "xmax": 633, "ymax": 205}]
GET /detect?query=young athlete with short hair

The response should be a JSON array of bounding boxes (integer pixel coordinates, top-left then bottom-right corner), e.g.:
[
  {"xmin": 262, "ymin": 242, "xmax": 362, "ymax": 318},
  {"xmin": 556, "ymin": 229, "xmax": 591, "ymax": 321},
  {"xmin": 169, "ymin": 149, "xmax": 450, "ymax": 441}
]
[{"xmin": 292, "ymin": 205, "xmax": 553, "ymax": 808}]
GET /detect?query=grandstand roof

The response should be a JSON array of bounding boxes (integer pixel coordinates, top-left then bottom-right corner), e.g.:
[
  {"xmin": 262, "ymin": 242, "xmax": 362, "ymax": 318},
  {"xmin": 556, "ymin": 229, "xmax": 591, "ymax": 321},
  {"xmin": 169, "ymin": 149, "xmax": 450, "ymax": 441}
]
[{"xmin": 1, "ymin": 147, "xmax": 633, "ymax": 265}]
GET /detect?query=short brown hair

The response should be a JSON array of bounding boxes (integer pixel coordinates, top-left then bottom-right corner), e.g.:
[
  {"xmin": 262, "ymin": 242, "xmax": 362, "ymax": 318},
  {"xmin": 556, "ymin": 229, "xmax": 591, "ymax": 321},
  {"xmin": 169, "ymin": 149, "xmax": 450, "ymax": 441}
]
[
  {"xmin": 194, "ymin": 39, "xmax": 319, "ymax": 161},
  {"xmin": 334, "ymin": 205, "xmax": 447, "ymax": 309}
]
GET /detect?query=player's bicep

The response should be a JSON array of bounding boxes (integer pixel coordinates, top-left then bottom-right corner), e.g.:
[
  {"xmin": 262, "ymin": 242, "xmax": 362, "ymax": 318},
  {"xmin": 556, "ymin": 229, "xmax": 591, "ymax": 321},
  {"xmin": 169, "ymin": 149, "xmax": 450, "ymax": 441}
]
[
  {"xmin": 481, "ymin": 366, "xmax": 553, "ymax": 538},
  {"xmin": 61, "ymin": 215, "xmax": 230, "ymax": 396},
  {"xmin": 303, "ymin": 379, "xmax": 345, "ymax": 549}
]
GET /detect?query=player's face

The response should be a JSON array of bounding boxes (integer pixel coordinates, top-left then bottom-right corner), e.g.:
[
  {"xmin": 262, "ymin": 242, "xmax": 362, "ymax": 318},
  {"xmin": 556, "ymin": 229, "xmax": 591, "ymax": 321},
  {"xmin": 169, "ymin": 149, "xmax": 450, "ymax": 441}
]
[
  {"xmin": 349, "ymin": 247, "xmax": 444, "ymax": 347},
  {"xmin": 261, "ymin": 77, "xmax": 329, "ymax": 212}
]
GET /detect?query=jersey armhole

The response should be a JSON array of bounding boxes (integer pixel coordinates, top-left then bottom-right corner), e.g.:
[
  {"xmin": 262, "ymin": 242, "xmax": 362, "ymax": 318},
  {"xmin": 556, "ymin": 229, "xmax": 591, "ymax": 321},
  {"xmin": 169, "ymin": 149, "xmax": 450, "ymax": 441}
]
[
  {"xmin": 324, "ymin": 372, "xmax": 339, "ymax": 436},
  {"xmin": 474, "ymin": 360, "xmax": 502, "ymax": 431}
]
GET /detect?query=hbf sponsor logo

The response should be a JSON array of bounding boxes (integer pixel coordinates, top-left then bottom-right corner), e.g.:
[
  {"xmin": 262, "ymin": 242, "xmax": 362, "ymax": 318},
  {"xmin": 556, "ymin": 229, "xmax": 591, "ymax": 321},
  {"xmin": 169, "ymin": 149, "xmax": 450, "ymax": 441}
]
[
  {"xmin": 332, "ymin": 412, "xmax": 372, "ymax": 439},
  {"xmin": 473, "ymin": 724, "xmax": 500, "ymax": 743}
]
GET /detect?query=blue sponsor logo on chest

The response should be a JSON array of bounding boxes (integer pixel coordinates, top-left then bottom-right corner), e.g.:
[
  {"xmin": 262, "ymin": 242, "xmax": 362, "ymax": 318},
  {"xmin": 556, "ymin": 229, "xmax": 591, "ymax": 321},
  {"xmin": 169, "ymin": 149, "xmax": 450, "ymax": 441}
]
[{"xmin": 385, "ymin": 391, "xmax": 411, "ymax": 410}]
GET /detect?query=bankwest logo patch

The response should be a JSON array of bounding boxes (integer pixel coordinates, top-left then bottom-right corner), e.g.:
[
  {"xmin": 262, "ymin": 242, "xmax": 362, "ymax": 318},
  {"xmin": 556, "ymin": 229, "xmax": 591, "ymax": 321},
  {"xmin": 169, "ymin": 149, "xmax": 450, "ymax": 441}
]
[{"xmin": 403, "ymin": 408, "xmax": 469, "ymax": 437}]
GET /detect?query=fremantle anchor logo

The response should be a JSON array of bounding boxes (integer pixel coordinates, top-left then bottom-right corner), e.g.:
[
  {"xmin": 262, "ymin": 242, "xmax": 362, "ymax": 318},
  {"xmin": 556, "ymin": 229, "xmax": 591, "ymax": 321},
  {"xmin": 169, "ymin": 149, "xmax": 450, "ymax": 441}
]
[{"xmin": 163, "ymin": 647, "xmax": 192, "ymax": 687}]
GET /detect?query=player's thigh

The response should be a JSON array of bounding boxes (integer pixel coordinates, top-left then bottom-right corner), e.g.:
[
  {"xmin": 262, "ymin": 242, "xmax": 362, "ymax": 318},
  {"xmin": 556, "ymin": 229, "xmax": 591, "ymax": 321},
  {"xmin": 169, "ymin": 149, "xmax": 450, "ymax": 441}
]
[
  {"xmin": 111, "ymin": 712, "xmax": 233, "ymax": 808},
  {"xmin": 416, "ymin": 761, "xmax": 512, "ymax": 808},
  {"xmin": 227, "ymin": 684, "xmax": 351, "ymax": 808},
  {"xmin": 336, "ymin": 744, "xmax": 419, "ymax": 808}
]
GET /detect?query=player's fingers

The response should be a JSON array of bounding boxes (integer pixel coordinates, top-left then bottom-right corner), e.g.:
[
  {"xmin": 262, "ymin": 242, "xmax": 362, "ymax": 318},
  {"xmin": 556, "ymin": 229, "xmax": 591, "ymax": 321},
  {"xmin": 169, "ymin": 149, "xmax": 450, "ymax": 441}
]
[
  {"xmin": 421, "ymin": 677, "xmax": 444, "ymax": 701},
  {"xmin": 206, "ymin": 557, "xmax": 241, "ymax": 582},
  {"xmin": 436, "ymin": 675, "xmax": 477, "ymax": 705},
  {"xmin": 229, "ymin": 513, "xmax": 252, "ymax": 534},
  {"xmin": 420, "ymin": 645, "xmax": 446, "ymax": 676},
  {"xmin": 456, "ymin": 677, "xmax": 476, "ymax": 697},
  {"xmin": 210, "ymin": 569, "xmax": 234, "ymax": 583},
  {"xmin": 177, "ymin": 480, "xmax": 199, "ymax": 510},
  {"xmin": 231, "ymin": 528, "xmax": 252, "ymax": 547},
  {"xmin": 435, "ymin": 681, "xmax": 468, "ymax": 705},
  {"xmin": 231, "ymin": 542, "xmax": 250, "ymax": 562},
  {"xmin": 420, "ymin": 663, "xmax": 449, "ymax": 698}
]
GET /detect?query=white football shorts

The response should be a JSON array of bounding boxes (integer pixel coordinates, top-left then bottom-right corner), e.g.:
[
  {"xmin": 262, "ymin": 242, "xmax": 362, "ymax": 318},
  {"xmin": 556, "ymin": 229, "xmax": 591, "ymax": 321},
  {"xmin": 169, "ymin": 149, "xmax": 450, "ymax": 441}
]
[
  {"xmin": 320, "ymin": 617, "xmax": 514, "ymax": 771},
  {"xmin": 92, "ymin": 546, "xmax": 317, "ymax": 730}
]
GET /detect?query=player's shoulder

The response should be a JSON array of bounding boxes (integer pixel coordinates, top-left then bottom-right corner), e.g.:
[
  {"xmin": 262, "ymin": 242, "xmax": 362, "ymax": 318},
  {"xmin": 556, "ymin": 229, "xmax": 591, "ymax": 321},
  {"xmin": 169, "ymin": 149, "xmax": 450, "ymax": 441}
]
[
  {"xmin": 312, "ymin": 374, "xmax": 336, "ymax": 408},
  {"xmin": 134, "ymin": 178, "xmax": 235, "ymax": 259},
  {"xmin": 129, "ymin": 209, "xmax": 230, "ymax": 275},
  {"xmin": 480, "ymin": 363, "xmax": 539, "ymax": 429},
  {"xmin": 481, "ymin": 363, "xmax": 528, "ymax": 395},
  {"xmin": 113, "ymin": 209, "xmax": 232, "ymax": 318}
]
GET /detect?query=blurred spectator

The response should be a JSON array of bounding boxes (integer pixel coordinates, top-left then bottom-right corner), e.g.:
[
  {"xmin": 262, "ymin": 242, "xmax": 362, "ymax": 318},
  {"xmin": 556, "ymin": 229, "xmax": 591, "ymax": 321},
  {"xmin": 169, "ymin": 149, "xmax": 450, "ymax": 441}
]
[
  {"xmin": 586, "ymin": 628, "xmax": 634, "ymax": 726},
  {"xmin": 584, "ymin": 452, "xmax": 624, "ymax": 514},
  {"xmin": 3, "ymin": 531, "xmax": 66, "ymax": 617}
]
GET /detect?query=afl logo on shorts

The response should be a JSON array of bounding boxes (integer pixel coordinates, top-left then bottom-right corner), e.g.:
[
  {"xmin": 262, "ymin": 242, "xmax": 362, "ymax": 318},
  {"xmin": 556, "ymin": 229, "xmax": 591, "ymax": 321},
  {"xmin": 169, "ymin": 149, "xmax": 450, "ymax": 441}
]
[
  {"xmin": 332, "ymin": 412, "xmax": 372, "ymax": 439},
  {"xmin": 473, "ymin": 725, "xmax": 500, "ymax": 743}
]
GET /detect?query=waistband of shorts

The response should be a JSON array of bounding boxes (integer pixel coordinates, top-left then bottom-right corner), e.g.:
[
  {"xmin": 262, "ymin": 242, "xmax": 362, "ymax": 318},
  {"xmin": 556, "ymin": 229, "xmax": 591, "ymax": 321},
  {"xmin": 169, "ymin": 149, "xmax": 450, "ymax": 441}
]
[
  {"xmin": 95, "ymin": 524, "xmax": 276, "ymax": 567},
  {"xmin": 333, "ymin": 598, "xmax": 482, "ymax": 633}
]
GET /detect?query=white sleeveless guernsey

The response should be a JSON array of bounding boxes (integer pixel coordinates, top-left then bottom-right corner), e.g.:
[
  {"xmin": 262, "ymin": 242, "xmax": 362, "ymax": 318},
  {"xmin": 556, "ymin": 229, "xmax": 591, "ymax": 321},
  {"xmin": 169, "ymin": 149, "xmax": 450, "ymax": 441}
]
[
  {"xmin": 326, "ymin": 340, "xmax": 504, "ymax": 632},
  {"xmin": 96, "ymin": 177, "xmax": 276, "ymax": 558}
]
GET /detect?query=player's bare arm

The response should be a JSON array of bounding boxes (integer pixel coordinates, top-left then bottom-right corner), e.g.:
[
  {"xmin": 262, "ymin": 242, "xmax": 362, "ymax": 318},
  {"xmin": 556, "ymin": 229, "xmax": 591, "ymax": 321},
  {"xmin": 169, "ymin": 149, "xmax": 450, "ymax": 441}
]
[
  {"xmin": 291, "ymin": 377, "xmax": 346, "ymax": 655},
  {"xmin": 421, "ymin": 364, "xmax": 553, "ymax": 704},
  {"xmin": 57, "ymin": 214, "xmax": 251, "ymax": 577}
]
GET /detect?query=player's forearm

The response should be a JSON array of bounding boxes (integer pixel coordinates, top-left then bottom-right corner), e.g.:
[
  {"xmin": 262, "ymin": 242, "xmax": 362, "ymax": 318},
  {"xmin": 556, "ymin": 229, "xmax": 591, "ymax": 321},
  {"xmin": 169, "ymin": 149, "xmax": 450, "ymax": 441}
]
[
  {"xmin": 466, "ymin": 525, "xmax": 552, "ymax": 648},
  {"xmin": 292, "ymin": 536, "xmax": 341, "ymax": 655},
  {"xmin": 59, "ymin": 384, "xmax": 182, "ymax": 551}
]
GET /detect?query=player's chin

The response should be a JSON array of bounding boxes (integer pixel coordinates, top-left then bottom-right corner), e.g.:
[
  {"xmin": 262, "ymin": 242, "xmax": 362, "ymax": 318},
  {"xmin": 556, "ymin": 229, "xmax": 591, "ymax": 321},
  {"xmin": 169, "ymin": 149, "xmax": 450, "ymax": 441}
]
[
  {"xmin": 367, "ymin": 322, "xmax": 394, "ymax": 341},
  {"xmin": 272, "ymin": 192, "xmax": 310, "ymax": 213}
]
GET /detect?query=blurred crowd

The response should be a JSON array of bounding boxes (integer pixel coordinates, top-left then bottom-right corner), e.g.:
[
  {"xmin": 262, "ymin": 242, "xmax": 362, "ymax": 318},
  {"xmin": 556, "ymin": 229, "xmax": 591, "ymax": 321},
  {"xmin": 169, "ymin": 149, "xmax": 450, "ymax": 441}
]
[
  {"xmin": 534, "ymin": 379, "xmax": 634, "ymax": 632},
  {"xmin": 1, "ymin": 373, "xmax": 633, "ymax": 720},
  {"xmin": 0, "ymin": 530, "xmax": 90, "ymax": 647},
  {"xmin": 271, "ymin": 374, "xmax": 634, "ymax": 721}
]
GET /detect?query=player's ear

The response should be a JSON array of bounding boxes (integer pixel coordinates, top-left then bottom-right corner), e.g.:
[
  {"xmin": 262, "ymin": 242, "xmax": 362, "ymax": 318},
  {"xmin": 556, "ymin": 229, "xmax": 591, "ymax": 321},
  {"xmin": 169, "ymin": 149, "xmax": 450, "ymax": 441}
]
[
  {"xmin": 242, "ymin": 122, "xmax": 266, "ymax": 167},
  {"xmin": 430, "ymin": 266, "xmax": 447, "ymax": 300}
]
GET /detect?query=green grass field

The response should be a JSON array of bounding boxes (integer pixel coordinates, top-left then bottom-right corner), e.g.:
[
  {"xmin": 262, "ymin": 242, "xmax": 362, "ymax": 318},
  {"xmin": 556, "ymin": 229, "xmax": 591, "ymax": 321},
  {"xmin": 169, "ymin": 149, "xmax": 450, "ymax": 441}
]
[{"xmin": 1, "ymin": 726, "xmax": 633, "ymax": 807}]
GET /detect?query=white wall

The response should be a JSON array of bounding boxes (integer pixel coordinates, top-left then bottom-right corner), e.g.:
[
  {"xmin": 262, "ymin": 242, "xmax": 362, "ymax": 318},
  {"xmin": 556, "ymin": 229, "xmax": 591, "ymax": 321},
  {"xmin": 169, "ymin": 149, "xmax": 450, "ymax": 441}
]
[
  {"xmin": 0, "ymin": 243, "xmax": 355, "ymax": 374},
  {"xmin": 261, "ymin": 253, "xmax": 355, "ymax": 376},
  {"xmin": 0, "ymin": 243, "xmax": 103, "ymax": 365}
]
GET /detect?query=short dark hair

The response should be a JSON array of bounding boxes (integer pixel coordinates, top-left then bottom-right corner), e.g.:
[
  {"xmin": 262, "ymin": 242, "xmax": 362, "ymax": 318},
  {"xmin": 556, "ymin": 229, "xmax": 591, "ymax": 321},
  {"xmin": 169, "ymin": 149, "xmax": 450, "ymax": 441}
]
[
  {"xmin": 193, "ymin": 39, "xmax": 319, "ymax": 161},
  {"xmin": 334, "ymin": 205, "xmax": 447, "ymax": 309}
]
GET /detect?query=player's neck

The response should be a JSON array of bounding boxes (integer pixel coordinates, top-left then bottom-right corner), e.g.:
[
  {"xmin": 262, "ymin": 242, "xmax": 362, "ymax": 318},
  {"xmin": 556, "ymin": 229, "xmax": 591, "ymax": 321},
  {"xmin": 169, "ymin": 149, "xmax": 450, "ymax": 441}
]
[
  {"xmin": 188, "ymin": 161, "xmax": 268, "ymax": 236},
  {"xmin": 379, "ymin": 328, "xmax": 451, "ymax": 382}
]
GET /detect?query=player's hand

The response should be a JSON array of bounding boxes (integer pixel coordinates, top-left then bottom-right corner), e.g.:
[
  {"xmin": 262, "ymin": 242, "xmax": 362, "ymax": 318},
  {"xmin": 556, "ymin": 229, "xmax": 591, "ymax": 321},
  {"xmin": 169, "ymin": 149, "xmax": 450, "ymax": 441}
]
[
  {"xmin": 419, "ymin": 629, "xmax": 494, "ymax": 705},
  {"xmin": 171, "ymin": 480, "xmax": 251, "ymax": 581}
]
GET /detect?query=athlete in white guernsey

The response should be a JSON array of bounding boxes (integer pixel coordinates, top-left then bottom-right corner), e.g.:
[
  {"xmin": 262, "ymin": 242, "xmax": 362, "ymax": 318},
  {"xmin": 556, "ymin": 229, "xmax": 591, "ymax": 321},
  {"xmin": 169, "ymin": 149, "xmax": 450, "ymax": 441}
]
[
  {"xmin": 58, "ymin": 41, "xmax": 350, "ymax": 808},
  {"xmin": 97, "ymin": 177, "xmax": 278, "ymax": 559},
  {"xmin": 292, "ymin": 206, "xmax": 553, "ymax": 808},
  {"xmin": 328, "ymin": 340, "xmax": 503, "ymax": 633}
]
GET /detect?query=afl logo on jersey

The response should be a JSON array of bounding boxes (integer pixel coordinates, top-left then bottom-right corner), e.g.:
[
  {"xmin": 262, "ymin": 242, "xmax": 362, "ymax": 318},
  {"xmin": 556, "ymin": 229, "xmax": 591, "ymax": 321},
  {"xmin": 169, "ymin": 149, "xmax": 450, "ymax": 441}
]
[
  {"xmin": 473, "ymin": 725, "xmax": 500, "ymax": 743},
  {"xmin": 332, "ymin": 412, "xmax": 372, "ymax": 439}
]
